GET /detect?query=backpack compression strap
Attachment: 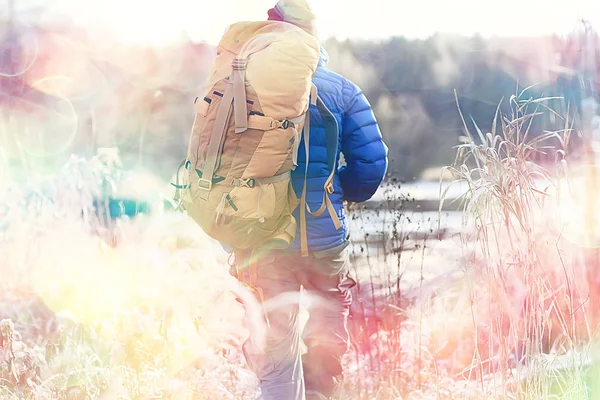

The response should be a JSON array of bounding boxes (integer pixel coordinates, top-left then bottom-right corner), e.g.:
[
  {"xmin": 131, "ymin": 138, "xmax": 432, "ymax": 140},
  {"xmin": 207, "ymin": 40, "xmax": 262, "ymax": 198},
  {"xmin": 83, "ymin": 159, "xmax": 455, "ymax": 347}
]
[
  {"xmin": 196, "ymin": 57, "xmax": 248, "ymax": 201},
  {"xmin": 196, "ymin": 79, "xmax": 234, "ymax": 200},
  {"xmin": 232, "ymin": 58, "xmax": 249, "ymax": 134},
  {"xmin": 299, "ymin": 84, "xmax": 343, "ymax": 257}
]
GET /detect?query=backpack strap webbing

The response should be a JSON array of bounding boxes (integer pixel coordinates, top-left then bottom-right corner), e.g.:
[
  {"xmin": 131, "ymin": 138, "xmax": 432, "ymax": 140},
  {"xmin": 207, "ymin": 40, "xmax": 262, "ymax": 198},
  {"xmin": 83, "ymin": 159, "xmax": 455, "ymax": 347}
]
[
  {"xmin": 172, "ymin": 159, "xmax": 187, "ymax": 210},
  {"xmin": 299, "ymin": 84, "xmax": 343, "ymax": 257},
  {"xmin": 232, "ymin": 58, "xmax": 249, "ymax": 134},
  {"xmin": 196, "ymin": 57, "xmax": 250, "ymax": 200},
  {"xmin": 230, "ymin": 171, "xmax": 291, "ymax": 188},
  {"xmin": 196, "ymin": 79, "xmax": 234, "ymax": 201}
]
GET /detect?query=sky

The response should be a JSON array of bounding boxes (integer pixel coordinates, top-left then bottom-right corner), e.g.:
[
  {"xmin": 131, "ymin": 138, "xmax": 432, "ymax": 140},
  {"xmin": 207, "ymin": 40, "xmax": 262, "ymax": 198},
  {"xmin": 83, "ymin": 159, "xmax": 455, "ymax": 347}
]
[{"xmin": 25, "ymin": 0, "xmax": 600, "ymax": 45}]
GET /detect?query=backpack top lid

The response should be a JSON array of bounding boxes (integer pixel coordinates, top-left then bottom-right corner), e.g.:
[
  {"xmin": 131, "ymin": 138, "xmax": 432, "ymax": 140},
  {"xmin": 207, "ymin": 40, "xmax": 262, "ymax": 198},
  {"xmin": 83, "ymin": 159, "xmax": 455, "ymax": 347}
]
[{"xmin": 206, "ymin": 21, "xmax": 320, "ymax": 119}]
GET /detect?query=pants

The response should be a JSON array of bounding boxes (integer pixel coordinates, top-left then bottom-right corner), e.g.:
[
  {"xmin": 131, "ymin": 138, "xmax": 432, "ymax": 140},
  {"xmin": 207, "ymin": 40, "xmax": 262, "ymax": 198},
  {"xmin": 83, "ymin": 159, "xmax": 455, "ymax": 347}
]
[{"xmin": 233, "ymin": 247, "xmax": 356, "ymax": 400}]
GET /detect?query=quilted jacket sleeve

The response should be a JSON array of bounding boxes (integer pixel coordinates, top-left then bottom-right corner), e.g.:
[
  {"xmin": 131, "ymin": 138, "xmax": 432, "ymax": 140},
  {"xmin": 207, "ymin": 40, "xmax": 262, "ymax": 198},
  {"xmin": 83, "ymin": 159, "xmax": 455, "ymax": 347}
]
[{"xmin": 338, "ymin": 82, "xmax": 388, "ymax": 203}]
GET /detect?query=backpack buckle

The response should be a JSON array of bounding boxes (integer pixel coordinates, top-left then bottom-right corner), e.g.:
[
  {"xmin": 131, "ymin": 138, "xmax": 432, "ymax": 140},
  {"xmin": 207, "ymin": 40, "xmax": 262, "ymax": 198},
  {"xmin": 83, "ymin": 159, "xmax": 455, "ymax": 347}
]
[
  {"xmin": 242, "ymin": 178, "xmax": 256, "ymax": 188},
  {"xmin": 276, "ymin": 120, "xmax": 291, "ymax": 129},
  {"xmin": 232, "ymin": 58, "xmax": 248, "ymax": 70},
  {"xmin": 325, "ymin": 183, "xmax": 334, "ymax": 195},
  {"xmin": 231, "ymin": 178, "xmax": 256, "ymax": 188},
  {"xmin": 197, "ymin": 178, "xmax": 213, "ymax": 191}
]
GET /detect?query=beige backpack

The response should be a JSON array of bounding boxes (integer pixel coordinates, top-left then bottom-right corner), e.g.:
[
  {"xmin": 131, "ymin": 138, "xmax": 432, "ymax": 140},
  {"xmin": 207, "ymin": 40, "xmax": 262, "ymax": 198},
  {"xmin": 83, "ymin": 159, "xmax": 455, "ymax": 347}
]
[{"xmin": 173, "ymin": 21, "xmax": 341, "ymax": 255}]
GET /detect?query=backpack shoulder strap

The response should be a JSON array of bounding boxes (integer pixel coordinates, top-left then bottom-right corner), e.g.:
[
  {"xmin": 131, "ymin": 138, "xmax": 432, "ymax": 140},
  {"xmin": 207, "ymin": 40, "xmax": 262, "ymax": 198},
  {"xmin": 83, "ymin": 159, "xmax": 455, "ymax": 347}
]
[{"xmin": 299, "ymin": 84, "xmax": 343, "ymax": 257}]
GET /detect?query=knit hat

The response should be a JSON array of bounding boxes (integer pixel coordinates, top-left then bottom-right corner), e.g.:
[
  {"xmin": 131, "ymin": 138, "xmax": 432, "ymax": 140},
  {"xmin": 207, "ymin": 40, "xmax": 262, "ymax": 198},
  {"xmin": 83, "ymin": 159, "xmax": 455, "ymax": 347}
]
[{"xmin": 267, "ymin": 0, "xmax": 318, "ymax": 37}]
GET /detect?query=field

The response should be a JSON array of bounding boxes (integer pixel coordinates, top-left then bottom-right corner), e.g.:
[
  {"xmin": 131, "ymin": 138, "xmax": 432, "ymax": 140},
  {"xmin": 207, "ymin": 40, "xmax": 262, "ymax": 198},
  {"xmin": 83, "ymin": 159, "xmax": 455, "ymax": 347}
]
[{"xmin": 1, "ymin": 93, "xmax": 600, "ymax": 399}]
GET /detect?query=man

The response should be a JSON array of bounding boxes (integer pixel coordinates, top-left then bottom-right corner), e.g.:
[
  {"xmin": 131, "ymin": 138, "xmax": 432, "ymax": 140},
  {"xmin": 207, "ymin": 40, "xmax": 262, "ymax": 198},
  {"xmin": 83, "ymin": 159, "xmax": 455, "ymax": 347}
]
[{"xmin": 233, "ymin": 2, "xmax": 388, "ymax": 399}]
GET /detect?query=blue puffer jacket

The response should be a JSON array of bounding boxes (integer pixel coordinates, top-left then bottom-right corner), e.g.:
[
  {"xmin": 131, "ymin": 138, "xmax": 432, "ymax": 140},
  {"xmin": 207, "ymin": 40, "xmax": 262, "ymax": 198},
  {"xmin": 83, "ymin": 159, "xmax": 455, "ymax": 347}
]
[{"xmin": 289, "ymin": 49, "xmax": 388, "ymax": 254}]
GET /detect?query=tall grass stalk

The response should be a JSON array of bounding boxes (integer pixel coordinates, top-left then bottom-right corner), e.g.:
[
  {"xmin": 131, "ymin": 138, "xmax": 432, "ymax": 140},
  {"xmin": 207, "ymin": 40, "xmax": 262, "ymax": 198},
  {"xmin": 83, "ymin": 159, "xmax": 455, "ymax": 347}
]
[{"xmin": 441, "ymin": 87, "xmax": 595, "ymax": 398}]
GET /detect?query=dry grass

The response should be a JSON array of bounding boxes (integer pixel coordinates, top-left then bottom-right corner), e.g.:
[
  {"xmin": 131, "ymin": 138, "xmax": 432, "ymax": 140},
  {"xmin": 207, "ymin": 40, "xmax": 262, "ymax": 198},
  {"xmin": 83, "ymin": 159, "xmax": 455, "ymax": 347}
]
[
  {"xmin": 431, "ymin": 88, "xmax": 597, "ymax": 398},
  {"xmin": 0, "ymin": 153, "xmax": 261, "ymax": 399},
  {"xmin": 1, "ymin": 89, "xmax": 599, "ymax": 399},
  {"xmin": 339, "ymin": 87, "xmax": 600, "ymax": 399}
]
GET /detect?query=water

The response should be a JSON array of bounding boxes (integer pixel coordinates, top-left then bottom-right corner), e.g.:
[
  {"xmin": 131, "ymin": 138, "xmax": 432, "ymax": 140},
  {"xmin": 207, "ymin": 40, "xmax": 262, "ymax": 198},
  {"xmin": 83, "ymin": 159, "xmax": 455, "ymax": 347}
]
[
  {"xmin": 369, "ymin": 179, "xmax": 469, "ymax": 204},
  {"xmin": 348, "ymin": 179, "xmax": 467, "ymax": 245},
  {"xmin": 347, "ymin": 209, "xmax": 464, "ymax": 241}
]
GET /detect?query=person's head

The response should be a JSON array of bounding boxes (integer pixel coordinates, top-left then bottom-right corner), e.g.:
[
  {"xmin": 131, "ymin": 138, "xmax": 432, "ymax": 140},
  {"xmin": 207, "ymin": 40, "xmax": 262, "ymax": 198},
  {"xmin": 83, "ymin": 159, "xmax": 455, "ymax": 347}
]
[{"xmin": 267, "ymin": 0, "xmax": 318, "ymax": 37}]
